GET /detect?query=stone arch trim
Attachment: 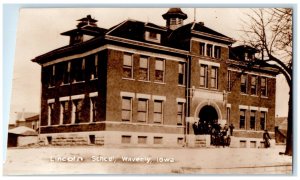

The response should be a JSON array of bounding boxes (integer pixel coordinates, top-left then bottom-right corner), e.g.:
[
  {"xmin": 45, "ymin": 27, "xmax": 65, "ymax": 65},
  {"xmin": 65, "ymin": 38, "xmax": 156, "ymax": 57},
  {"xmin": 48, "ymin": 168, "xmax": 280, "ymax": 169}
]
[{"xmin": 194, "ymin": 100, "xmax": 223, "ymax": 122}]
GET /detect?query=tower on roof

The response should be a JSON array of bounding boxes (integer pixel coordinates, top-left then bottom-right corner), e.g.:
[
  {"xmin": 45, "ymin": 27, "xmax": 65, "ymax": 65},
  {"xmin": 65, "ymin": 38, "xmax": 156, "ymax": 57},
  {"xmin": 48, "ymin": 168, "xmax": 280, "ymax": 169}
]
[
  {"xmin": 162, "ymin": 8, "xmax": 188, "ymax": 30},
  {"xmin": 77, "ymin": 15, "xmax": 98, "ymax": 28}
]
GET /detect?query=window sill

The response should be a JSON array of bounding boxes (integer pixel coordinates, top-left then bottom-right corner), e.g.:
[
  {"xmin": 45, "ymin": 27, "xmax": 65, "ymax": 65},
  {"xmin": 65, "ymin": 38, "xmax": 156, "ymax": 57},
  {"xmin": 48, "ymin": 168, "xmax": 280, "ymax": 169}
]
[
  {"xmin": 178, "ymin": 85, "xmax": 186, "ymax": 87},
  {"xmin": 90, "ymin": 78, "xmax": 98, "ymax": 81},
  {"xmin": 48, "ymin": 86, "xmax": 55, "ymax": 89},
  {"xmin": 261, "ymin": 96, "xmax": 268, "ymax": 99},
  {"xmin": 154, "ymin": 81, "xmax": 166, "ymax": 85},
  {"xmin": 137, "ymin": 80, "xmax": 150, "ymax": 83},
  {"xmin": 240, "ymin": 93, "xmax": 248, "ymax": 96},
  {"xmin": 122, "ymin": 78, "xmax": 135, "ymax": 81},
  {"xmin": 250, "ymin": 95, "xmax": 259, "ymax": 97},
  {"xmin": 199, "ymin": 87, "xmax": 209, "ymax": 90},
  {"xmin": 72, "ymin": 81, "xmax": 85, "ymax": 84},
  {"xmin": 60, "ymin": 83, "xmax": 70, "ymax": 86}
]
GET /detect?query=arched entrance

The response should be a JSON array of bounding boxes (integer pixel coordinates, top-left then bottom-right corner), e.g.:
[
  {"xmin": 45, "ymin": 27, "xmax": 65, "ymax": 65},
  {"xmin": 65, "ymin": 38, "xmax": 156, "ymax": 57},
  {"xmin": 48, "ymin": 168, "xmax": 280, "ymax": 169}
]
[
  {"xmin": 199, "ymin": 105, "xmax": 218, "ymax": 126},
  {"xmin": 193, "ymin": 105, "xmax": 219, "ymax": 135}
]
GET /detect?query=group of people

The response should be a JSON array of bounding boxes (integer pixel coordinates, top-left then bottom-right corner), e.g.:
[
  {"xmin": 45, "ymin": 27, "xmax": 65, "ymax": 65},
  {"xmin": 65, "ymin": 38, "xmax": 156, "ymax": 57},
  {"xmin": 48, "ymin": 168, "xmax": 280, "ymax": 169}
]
[
  {"xmin": 193, "ymin": 120, "xmax": 272, "ymax": 148},
  {"xmin": 193, "ymin": 121, "xmax": 235, "ymax": 147}
]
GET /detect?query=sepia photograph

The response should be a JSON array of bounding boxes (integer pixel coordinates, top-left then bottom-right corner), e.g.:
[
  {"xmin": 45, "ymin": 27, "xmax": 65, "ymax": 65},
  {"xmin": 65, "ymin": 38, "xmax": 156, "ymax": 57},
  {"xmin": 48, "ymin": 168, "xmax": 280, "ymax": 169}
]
[{"xmin": 2, "ymin": 6, "xmax": 294, "ymax": 175}]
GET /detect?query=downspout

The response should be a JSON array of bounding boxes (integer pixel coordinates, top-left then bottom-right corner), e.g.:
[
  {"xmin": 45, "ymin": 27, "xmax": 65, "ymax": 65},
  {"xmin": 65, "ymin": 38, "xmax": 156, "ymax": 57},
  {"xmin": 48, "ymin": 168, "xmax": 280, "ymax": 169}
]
[{"xmin": 185, "ymin": 54, "xmax": 191, "ymax": 147}]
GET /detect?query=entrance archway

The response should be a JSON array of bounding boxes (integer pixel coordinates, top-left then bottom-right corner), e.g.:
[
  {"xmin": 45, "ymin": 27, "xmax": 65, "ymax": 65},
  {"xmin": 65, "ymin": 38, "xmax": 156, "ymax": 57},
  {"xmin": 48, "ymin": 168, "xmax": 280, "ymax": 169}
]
[{"xmin": 199, "ymin": 105, "xmax": 218, "ymax": 125}]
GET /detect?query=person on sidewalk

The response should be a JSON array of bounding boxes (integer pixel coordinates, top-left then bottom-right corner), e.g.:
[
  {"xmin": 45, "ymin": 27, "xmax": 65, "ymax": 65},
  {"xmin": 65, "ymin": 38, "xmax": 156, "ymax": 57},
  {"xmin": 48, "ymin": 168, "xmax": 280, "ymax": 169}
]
[
  {"xmin": 263, "ymin": 129, "xmax": 271, "ymax": 148},
  {"xmin": 229, "ymin": 123, "xmax": 235, "ymax": 136}
]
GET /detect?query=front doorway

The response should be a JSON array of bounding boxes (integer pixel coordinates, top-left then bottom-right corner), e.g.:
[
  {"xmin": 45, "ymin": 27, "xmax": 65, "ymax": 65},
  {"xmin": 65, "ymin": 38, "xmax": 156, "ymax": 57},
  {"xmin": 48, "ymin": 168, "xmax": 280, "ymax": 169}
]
[{"xmin": 193, "ymin": 105, "xmax": 218, "ymax": 135}]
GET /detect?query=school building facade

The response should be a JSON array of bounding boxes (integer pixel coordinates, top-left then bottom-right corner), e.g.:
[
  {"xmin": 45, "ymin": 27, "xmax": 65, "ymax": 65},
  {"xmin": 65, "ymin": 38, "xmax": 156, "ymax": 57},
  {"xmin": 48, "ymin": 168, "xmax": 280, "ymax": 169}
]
[{"xmin": 32, "ymin": 8, "xmax": 278, "ymax": 148}]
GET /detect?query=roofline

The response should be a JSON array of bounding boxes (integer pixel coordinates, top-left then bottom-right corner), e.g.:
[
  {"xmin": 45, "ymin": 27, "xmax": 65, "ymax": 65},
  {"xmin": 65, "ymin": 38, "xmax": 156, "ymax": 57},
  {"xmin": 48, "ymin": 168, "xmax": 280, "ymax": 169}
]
[
  {"xmin": 106, "ymin": 19, "xmax": 128, "ymax": 35},
  {"xmin": 145, "ymin": 24, "xmax": 167, "ymax": 32},
  {"xmin": 191, "ymin": 30, "xmax": 236, "ymax": 44},
  {"xmin": 105, "ymin": 34, "xmax": 189, "ymax": 55}
]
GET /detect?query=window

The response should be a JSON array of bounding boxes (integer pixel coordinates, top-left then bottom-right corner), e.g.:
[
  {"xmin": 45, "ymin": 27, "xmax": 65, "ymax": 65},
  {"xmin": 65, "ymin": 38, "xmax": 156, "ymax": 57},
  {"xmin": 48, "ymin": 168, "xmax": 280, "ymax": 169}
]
[
  {"xmin": 72, "ymin": 99, "xmax": 83, "ymax": 124},
  {"xmin": 60, "ymin": 101, "xmax": 70, "ymax": 124},
  {"xmin": 227, "ymin": 70, "xmax": 231, "ymax": 91},
  {"xmin": 90, "ymin": 97, "xmax": 97, "ymax": 122},
  {"xmin": 250, "ymin": 76, "xmax": 258, "ymax": 95},
  {"xmin": 177, "ymin": 137, "xmax": 184, "ymax": 145},
  {"xmin": 153, "ymin": 100, "xmax": 163, "ymax": 123},
  {"xmin": 250, "ymin": 110, "xmax": 256, "ymax": 130},
  {"xmin": 227, "ymin": 107, "xmax": 230, "ymax": 123},
  {"xmin": 260, "ymin": 111, "xmax": 266, "ymax": 130},
  {"xmin": 48, "ymin": 103, "xmax": 55, "ymax": 125},
  {"xmin": 137, "ymin": 99, "xmax": 148, "ymax": 122},
  {"xmin": 200, "ymin": 64, "xmax": 208, "ymax": 88},
  {"xmin": 250, "ymin": 141, "xmax": 257, "ymax": 148},
  {"xmin": 206, "ymin": 44, "xmax": 213, "ymax": 57},
  {"xmin": 240, "ymin": 74, "xmax": 247, "ymax": 93},
  {"xmin": 89, "ymin": 135, "xmax": 95, "ymax": 144},
  {"xmin": 177, "ymin": 102, "xmax": 184, "ymax": 125},
  {"xmin": 123, "ymin": 54, "xmax": 133, "ymax": 79},
  {"xmin": 47, "ymin": 136, "xmax": 52, "ymax": 145},
  {"xmin": 155, "ymin": 59, "xmax": 164, "ymax": 82},
  {"xmin": 138, "ymin": 136, "xmax": 147, "ymax": 144},
  {"xmin": 121, "ymin": 135, "xmax": 131, "ymax": 144},
  {"xmin": 170, "ymin": 18, "xmax": 177, "ymax": 25},
  {"xmin": 87, "ymin": 54, "xmax": 98, "ymax": 80},
  {"xmin": 62, "ymin": 62, "xmax": 70, "ymax": 84},
  {"xmin": 261, "ymin": 77, "xmax": 267, "ymax": 97},
  {"xmin": 149, "ymin": 32, "xmax": 157, "ymax": 39},
  {"xmin": 214, "ymin": 46, "xmax": 221, "ymax": 59},
  {"xmin": 154, "ymin": 137, "xmax": 163, "ymax": 144},
  {"xmin": 138, "ymin": 56, "xmax": 149, "ymax": 81},
  {"xmin": 122, "ymin": 97, "xmax": 132, "ymax": 121},
  {"xmin": 200, "ymin": 43, "xmax": 205, "ymax": 56},
  {"xmin": 178, "ymin": 62, "xmax": 185, "ymax": 85},
  {"xmin": 210, "ymin": 66, "xmax": 218, "ymax": 89},
  {"xmin": 240, "ymin": 109, "xmax": 246, "ymax": 129},
  {"xmin": 71, "ymin": 59, "xmax": 85, "ymax": 83},
  {"xmin": 47, "ymin": 65, "xmax": 55, "ymax": 87},
  {"xmin": 240, "ymin": 140, "xmax": 246, "ymax": 148}
]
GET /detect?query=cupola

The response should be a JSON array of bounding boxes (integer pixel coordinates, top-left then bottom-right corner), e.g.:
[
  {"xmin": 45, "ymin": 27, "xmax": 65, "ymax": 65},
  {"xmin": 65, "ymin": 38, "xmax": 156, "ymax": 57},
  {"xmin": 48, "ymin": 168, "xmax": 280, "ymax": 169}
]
[{"xmin": 162, "ymin": 8, "xmax": 188, "ymax": 30}]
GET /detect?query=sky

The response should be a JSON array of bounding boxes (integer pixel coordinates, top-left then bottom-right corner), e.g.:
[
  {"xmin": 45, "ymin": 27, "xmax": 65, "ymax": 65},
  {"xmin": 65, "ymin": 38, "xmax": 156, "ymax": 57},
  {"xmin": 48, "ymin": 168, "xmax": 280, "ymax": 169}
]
[{"xmin": 8, "ymin": 7, "xmax": 290, "ymax": 123}]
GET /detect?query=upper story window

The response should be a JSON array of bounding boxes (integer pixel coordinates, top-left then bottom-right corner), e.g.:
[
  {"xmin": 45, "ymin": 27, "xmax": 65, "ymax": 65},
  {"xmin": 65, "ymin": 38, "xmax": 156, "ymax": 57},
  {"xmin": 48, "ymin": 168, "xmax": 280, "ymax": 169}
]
[
  {"xmin": 260, "ymin": 111, "xmax": 266, "ymax": 130},
  {"xmin": 200, "ymin": 64, "xmax": 208, "ymax": 88},
  {"xmin": 239, "ymin": 109, "xmax": 246, "ymax": 129},
  {"xmin": 227, "ymin": 70, "xmax": 231, "ymax": 92},
  {"xmin": 206, "ymin": 44, "xmax": 213, "ymax": 57},
  {"xmin": 240, "ymin": 74, "xmax": 247, "ymax": 94},
  {"xmin": 48, "ymin": 103, "xmax": 55, "ymax": 125},
  {"xmin": 138, "ymin": 56, "xmax": 149, "ymax": 81},
  {"xmin": 121, "ymin": 97, "xmax": 132, "ymax": 121},
  {"xmin": 250, "ymin": 75, "xmax": 258, "ymax": 95},
  {"xmin": 177, "ymin": 102, "xmax": 184, "ymax": 125},
  {"xmin": 47, "ymin": 65, "xmax": 56, "ymax": 87},
  {"xmin": 62, "ymin": 62, "xmax": 71, "ymax": 85},
  {"xmin": 145, "ymin": 31, "xmax": 161, "ymax": 43},
  {"xmin": 178, "ymin": 62, "xmax": 185, "ymax": 85},
  {"xmin": 149, "ymin": 32, "xmax": 158, "ymax": 39},
  {"xmin": 200, "ymin": 43, "xmax": 205, "ymax": 56},
  {"xmin": 261, "ymin": 77, "xmax": 267, "ymax": 97},
  {"xmin": 214, "ymin": 46, "xmax": 221, "ymax": 59},
  {"xmin": 123, "ymin": 53, "xmax": 133, "ymax": 79},
  {"xmin": 137, "ymin": 98, "xmax": 148, "ymax": 122},
  {"xmin": 250, "ymin": 110, "xmax": 256, "ymax": 130},
  {"xmin": 71, "ymin": 58, "xmax": 85, "ymax": 83},
  {"xmin": 170, "ymin": 18, "xmax": 177, "ymax": 25},
  {"xmin": 60, "ymin": 100, "xmax": 70, "ymax": 124},
  {"xmin": 72, "ymin": 99, "xmax": 83, "ymax": 124},
  {"xmin": 245, "ymin": 52, "xmax": 255, "ymax": 61},
  {"xmin": 210, "ymin": 66, "xmax": 218, "ymax": 89},
  {"xmin": 155, "ymin": 59, "xmax": 165, "ymax": 82},
  {"xmin": 153, "ymin": 100, "xmax": 163, "ymax": 123},
  {"xmin": 87, "ymin": 54, "xmax": 98, "ymax": 80}
]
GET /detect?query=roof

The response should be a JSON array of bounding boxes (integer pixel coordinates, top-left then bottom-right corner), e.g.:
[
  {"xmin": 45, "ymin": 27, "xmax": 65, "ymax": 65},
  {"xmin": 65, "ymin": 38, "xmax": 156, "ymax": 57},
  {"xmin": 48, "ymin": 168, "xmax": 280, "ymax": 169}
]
[
  {"xmin": 162, "ymin": 8, "xmax": 188, "ymax": 20},
  {"xmin": 25, "ymin": 114, "xmax": 39, "ymax": 122},
  {"xmin": 15, "ymin": 112, "xmax": 39, "ymax": 122},
  {"xmin": 8, "ymin": 126, "xmax": 38, "ymax": 136}
]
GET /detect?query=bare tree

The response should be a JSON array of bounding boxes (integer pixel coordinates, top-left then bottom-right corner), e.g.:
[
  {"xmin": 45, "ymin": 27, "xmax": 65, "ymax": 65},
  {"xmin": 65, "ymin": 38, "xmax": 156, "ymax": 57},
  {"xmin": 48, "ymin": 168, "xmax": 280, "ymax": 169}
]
[{"xmin": 241, "ymin": 8, "xmax": 293, "ymax": 156}]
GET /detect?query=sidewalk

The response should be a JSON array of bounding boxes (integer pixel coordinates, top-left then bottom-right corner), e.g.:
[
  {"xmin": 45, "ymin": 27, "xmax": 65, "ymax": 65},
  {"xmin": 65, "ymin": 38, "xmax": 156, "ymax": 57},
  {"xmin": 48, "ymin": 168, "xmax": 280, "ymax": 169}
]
[{"xmin": 3, "ymin": 145, "xmax": 292, "ymax": 175}]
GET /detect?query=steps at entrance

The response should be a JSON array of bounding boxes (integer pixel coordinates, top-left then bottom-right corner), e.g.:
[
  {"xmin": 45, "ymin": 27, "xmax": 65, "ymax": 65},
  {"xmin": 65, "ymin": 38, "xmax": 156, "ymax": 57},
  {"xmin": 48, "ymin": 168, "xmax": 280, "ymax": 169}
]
[{"xmin": 195, "ymin": 136, "xmax": 207, "ymax": 147}]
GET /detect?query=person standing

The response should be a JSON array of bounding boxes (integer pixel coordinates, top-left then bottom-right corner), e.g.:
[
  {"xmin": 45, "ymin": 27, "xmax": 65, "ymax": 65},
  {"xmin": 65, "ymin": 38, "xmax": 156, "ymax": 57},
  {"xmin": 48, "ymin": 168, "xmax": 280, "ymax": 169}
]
[
  {"xmin": 229, "ymin": 123, "xmax": 235, "ymax": 136},
  {"xmin": 263, "ymin": 129, "xmax": 271, "ymax": 148}
]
